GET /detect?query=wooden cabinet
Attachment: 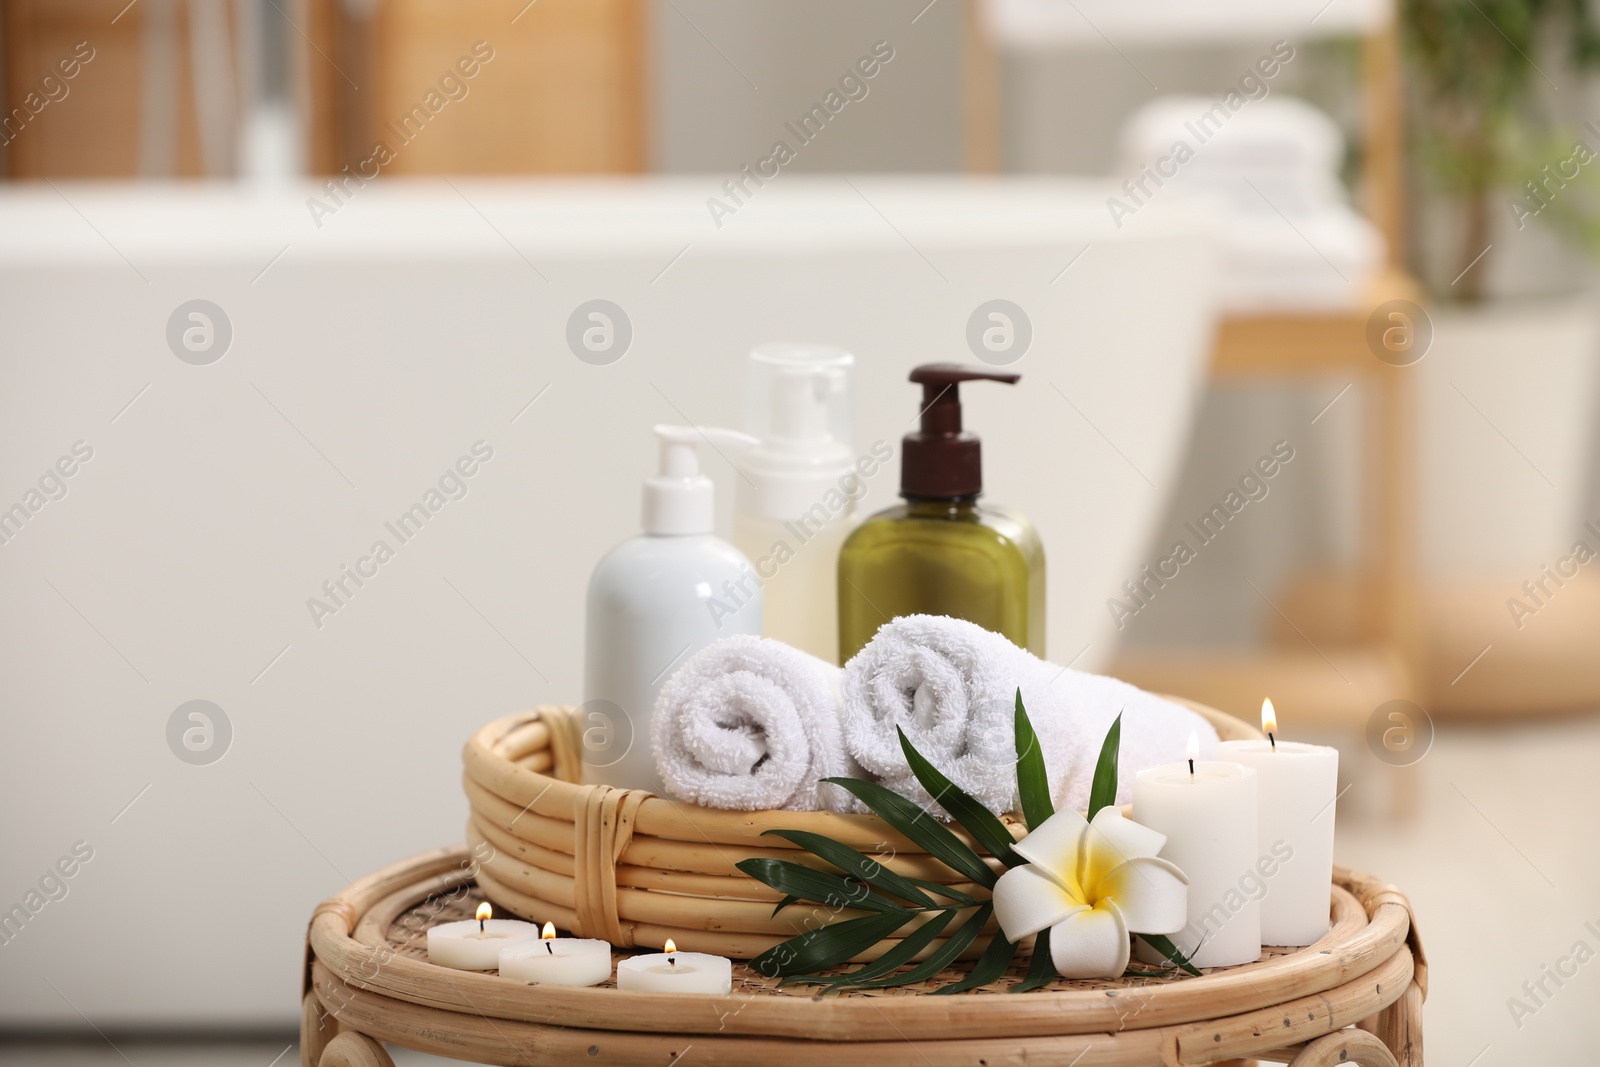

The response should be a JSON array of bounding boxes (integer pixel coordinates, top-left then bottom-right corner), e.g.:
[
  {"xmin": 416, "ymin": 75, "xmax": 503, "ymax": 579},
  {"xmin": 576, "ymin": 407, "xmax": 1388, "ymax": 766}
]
[
  {"xmin": 2, "ymin": 0, "xmax": 646, "ymax": 178},
  {"xmin": 2, "ymin": 0, "xmax": 244, "ymax": 178},
  {"xmin": 300, "ymin": 0, "xmax": 647, "ymax": 176}
]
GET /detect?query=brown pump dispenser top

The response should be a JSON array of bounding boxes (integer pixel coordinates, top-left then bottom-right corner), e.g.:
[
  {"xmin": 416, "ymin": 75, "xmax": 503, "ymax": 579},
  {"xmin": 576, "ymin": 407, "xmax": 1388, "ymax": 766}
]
[{"xmin": 901, "ymin": 363, "xmax": 1021, "ymax": 499}]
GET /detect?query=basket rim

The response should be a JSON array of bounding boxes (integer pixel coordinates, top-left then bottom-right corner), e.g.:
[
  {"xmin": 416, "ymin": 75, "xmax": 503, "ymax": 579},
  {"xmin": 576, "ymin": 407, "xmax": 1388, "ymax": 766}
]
[
  {"xmin": 464, "ymin": 694, "xmax": 1264, "ymax": 845},
  {"xmin": 305, "ymin": 844, "xmax": 1419, "ymax": 1044}
]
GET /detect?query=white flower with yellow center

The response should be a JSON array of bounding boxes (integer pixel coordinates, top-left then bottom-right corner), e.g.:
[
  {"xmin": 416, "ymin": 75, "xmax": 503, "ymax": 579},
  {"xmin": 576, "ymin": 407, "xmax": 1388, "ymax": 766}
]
[{"xmin": 992, "ymin": 806, "xmax": 1189, "ymax": 978}]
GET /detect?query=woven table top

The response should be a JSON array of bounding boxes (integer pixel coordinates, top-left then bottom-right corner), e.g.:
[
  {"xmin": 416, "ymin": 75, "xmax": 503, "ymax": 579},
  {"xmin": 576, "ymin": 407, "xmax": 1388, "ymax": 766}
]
[
  {"xmin": 382, "ymin": 880, "xmax": 1305, "ymax": 999},
  {"xmin": 302, "ymin": 846, "xmax": 1425, "ymax": 1066}
]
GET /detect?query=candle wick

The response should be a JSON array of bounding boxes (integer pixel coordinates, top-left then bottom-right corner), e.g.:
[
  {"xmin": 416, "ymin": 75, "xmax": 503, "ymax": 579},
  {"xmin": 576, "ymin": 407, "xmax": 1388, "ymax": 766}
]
[
  {"xmin": 1268, "ymin": 731, "xmax": 1276, "ymax": 752},
  {"xmin": 669, "ymin": 956, "xmax": 676, "ymax": 967},
  {"xmin": 546, "ymin": 941, "xmax": 553, "ymax": 955},
  {"xmin": 1187, "ymin": 758, "xmax": 1194, "ymax": 777}
]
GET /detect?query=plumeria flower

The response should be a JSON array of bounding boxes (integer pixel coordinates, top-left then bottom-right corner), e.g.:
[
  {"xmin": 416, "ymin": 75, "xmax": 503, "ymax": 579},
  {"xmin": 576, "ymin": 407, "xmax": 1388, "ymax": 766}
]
[{"xmin": 992, "ymin": 806, "xmax": 1188, "ymax": 978}]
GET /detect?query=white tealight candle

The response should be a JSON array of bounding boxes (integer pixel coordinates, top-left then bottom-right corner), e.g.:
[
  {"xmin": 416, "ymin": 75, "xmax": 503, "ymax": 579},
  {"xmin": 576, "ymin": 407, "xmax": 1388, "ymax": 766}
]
[
  {"xmin": 1132, "ymin": 732, "xmax": 1262, "ymax": 968},
  {"xmin": 616, "ymin": 940, "xmax": 732, "ymax": 994},
  {"xmin": 500, "ymin": 923, "xmax": 613, "ymax": 986},
  {"xmin": 427, "ymin": 903, "xmax": 540, "ymax": 971},
  {"xmin": 1216, "ymin": 699, "xmax": 1339, "ymax": 948}
]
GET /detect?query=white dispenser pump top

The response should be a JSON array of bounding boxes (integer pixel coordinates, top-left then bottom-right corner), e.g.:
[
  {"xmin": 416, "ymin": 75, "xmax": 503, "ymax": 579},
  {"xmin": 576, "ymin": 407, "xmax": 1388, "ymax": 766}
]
[
  {"xmin": 644, "ymin": 424, "xmax": 758, "ymax": 535},
  {"xmin": 739, "ymin": 344, "xmax": 856, "ymax": 520}
]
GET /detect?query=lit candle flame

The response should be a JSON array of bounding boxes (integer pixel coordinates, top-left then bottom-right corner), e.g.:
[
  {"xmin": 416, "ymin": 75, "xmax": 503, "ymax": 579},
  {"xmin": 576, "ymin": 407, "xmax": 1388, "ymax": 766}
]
[
  {"xmin": 1262, "ymin": 698, "xmax": 1278, "ymax": 751},
  {"xmin": 476, "ymin": 902, "xmax": 492, "ymax": 937},
  {"xmin": 664, "ymin": 938, "xmax": 677, "ymax": 966},
  {"xmin": 541, "ymin": 922, "xmax": 557, "ymax": 940},
  {"xmin": 1186, "ymin": 730, "xmax": 1199, "ymax": 776}
]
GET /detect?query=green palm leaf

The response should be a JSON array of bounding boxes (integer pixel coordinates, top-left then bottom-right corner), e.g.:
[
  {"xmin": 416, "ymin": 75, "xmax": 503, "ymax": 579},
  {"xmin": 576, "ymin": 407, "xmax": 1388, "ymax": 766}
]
[
  {"xmin": 1010, "ymin": 928, "xmax": 1058, "ymax": 992},
  {"xmin": 896, "ymin": 726, "xmax": 1024, "ymax": 868},
  {"xmin": 932, "ymin": 924, "xmax": 1017, "ymax": 995},
  {"xmin": 823, "ymin": 777, "xmax": 997, "ymax": 888},
  {"xmin": 737, "ymin": 701, "xmax": 1199, "ymax": 993},
  {"xmin": 1086, "ymin": 710, "xmax": 1123, "ymax": 821},
  {"xmin": 748, "ymin": 910, "xmax": 914, "ymax": 979},
  {"xmin": 736, "ymin": 858, "xmax": 902, "ymax": 913},
  {"xmin": 902, "ymin": 875, "xmax": 977, "ymax": 905},
  {"xmin": 1135, "ymin": 933, "xmax": 1202, "ymax": 977},
  {"xmin": 770, "ymin": 893, "xmax": 801, "ymax": 918},
  {"xmin": 850, "ymin": 904, "xmax": 991, "ymax": 989},
  {"xmin": 1013, "ymin": 689, "xmax": 1055, "ymax": 831},
  {"xmin": 762, "ymin": 829, "xmax": 937, "ymax": 908},
  {"xmin": 796, "ymin": 909, "xmax": 957, "ymax": 989}
]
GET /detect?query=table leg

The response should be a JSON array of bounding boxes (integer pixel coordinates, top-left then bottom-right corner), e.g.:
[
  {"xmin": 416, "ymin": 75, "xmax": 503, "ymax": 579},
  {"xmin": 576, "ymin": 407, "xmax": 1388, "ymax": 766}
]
[
  {"xmin": 1368, "ymin": 981, "xmax": 1424, "ymax": 1066},
  {"xmin": 301, "ymin": 991, "xmax": 338, "ymax": 1067},
  {"xmin": 319, "ymin": 1031, "xmax": 396, "ymax": 1067},
  {"xmin": 1288, "ymin": 1028, "xmax": 1401, "ymax": 1067}
]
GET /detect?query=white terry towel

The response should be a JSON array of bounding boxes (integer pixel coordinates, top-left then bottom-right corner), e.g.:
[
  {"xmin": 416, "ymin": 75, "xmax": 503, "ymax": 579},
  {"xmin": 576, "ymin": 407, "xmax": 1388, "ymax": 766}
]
[
  {"xmin": 841, "ymin": 615, "xmax": 1219, "ymax": 817},
  {"xmin": 652, "ymin": 635, "xmax": 858, "ymax": 813}
]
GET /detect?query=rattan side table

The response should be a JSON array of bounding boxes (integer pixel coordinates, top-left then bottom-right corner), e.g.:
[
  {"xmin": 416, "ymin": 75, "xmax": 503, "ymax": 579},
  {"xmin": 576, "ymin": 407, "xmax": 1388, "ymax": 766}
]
[{"xmin": 301, "ymin": 846, "xmax": 1425, "ymax": 1066}]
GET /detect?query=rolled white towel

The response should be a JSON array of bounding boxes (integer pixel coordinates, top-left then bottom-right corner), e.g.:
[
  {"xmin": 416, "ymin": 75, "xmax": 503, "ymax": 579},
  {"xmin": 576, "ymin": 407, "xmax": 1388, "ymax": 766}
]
[
  {"xmin": 841, "ymin": 615, "xmax": 1219, "ymax": 816},
  {"xmin": 652, "ymin": 635, "xmax": 858, "ymax": 813}
]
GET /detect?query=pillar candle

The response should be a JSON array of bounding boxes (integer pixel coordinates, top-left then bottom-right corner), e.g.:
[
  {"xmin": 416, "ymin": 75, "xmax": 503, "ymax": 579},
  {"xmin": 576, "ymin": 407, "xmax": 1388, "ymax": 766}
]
[
  {"xmin": 1217, "ymin": 700, "xmax": 1339, "ymax": 947},
  {"xmin": 1131, "ymin": 745, "xmax": 1261, "ymax": 968}
]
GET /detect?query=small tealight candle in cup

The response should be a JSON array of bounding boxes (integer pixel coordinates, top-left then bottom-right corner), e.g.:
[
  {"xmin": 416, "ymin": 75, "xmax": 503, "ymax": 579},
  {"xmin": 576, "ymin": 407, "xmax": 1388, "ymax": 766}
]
[
  {"xmin": 616, "ymin": 939, "xmax": 732, "ymax": 994},
  {"xmin": 427, "ymin": 903, "xmax": 540, "ymax": 971},
  {"xmin": 500, "ymin": 923, "xmax": 613, "ymax": 986}
]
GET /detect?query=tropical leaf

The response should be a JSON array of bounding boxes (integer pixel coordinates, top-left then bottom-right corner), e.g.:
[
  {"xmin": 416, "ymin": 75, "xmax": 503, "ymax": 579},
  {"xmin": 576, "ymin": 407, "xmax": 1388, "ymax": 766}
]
[
  {"xmin": 824, "ymin": 777, "xmax": 997, "ymax": 888},
  {"xmin": 1013, "ymin": 689, "xmax": 1054, "ymax": 831},
  {"xmin": 735, "ymin": 858, "xmax": 902, "ymax": 913},
  {"xmin": 902, "ymin": 875, "xmax": 977, "ymax": 906},
  {"xmin": 748, "ymin": 910, "xmax": 914, "ymax": 979},
  {"xmin": 1086, "ymin": 710, "xmax": 1123, "ymax": 821},
  {"xmin": 896, "ymin": 726, "xmax": 1024, "ymax": 868},
  {"xmin": 795, "ymin": 909, "xmax": 957, "ymax": 989},
  {"xmin": 932, "ymin": 925, "xmax": 1017, "ymax": 995},
  {"xmin": 762, "ymin": 829, "xmax": 937, "ymax": 908},
  {"xmin": 850, "ymin": 904, "xmax": 991, "ymax": 989},
  {"xmin": 1010, "ymin": 928, "xmax": 1058, "ymax": 993},
  {"xmin": 1134, "ymin": 933, "xmax": 1202, "ymax": 977},
  {"xmin": 742, "ymin": 702, "xmax": 1203, "ymax": 993}
]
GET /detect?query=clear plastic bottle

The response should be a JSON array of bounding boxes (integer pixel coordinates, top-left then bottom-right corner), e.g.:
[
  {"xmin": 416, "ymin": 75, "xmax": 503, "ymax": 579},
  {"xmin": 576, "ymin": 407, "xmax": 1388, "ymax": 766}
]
[{"xmin": 733, "ymin": 344, "xmax": 856, "ymax": 663}]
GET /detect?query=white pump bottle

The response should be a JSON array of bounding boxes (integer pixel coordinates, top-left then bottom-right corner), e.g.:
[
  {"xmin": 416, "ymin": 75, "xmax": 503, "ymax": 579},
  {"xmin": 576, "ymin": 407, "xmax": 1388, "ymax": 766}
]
[
  {"xmin": 733, "ymin": 344, "xmax": 857, "ymax": 663},
  {"xmin": 581, "ymin": 425, "xmax": 763, "ymax": 794}
]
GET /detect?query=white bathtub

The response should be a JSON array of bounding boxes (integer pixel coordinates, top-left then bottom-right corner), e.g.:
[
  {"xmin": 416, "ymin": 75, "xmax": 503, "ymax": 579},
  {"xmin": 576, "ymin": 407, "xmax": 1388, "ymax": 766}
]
[{"xmin": 0, "ymin": 177, "xmax": 1217, "ymax": 1024}]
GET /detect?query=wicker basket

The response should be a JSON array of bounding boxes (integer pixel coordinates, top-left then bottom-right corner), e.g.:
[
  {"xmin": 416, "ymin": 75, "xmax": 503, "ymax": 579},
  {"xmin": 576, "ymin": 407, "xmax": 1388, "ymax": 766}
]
[{"xmin": 462, "ymin": 699, "xmax": 1260, "ymax": 960}]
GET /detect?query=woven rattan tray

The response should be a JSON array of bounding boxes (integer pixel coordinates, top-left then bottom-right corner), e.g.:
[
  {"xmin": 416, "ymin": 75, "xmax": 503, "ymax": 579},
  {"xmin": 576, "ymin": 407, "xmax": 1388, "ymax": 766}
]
[
  {"xmin": 301, "ymin": 847, "xmax": 1426, "ymax": 1067},
  {"xmin": 461, "ymin": 701, "xmax": 1263, "ymax": 961}
]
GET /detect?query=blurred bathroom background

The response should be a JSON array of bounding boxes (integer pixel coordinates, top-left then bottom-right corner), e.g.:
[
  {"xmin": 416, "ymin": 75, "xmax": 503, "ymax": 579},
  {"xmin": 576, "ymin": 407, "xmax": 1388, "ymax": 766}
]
[{"xmin": 2, "ymin": 0, "xmax": 1598, "ymax": 1064}]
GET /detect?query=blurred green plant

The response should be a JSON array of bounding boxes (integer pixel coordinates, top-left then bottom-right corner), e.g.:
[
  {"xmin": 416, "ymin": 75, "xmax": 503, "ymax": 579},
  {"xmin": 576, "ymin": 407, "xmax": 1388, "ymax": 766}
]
[
  {"xmin": 1518, "ymin": 130, "xmax": 1600, "ymax": 251},
  {"xmin": 1402, "ymin": 0, "xmax": 1600, "ymax": 299}
]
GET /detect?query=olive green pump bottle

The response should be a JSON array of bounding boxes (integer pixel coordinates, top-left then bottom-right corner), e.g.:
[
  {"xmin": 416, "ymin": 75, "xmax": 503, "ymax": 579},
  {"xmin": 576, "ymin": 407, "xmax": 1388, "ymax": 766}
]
[{"xmin": 837, "ymin": 364, "xmax": 1045, "ymax": 661}]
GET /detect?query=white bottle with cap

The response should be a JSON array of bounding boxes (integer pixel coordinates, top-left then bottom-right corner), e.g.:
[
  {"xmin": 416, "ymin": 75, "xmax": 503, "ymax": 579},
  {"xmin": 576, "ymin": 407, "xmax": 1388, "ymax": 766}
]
[
  {"xmin": 733, "ymin": 344, "xmax": 857, "ymax": 663},
  {"xmin": 582, "ymin": 424, "xmax": 763, "ymax": 793}
]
